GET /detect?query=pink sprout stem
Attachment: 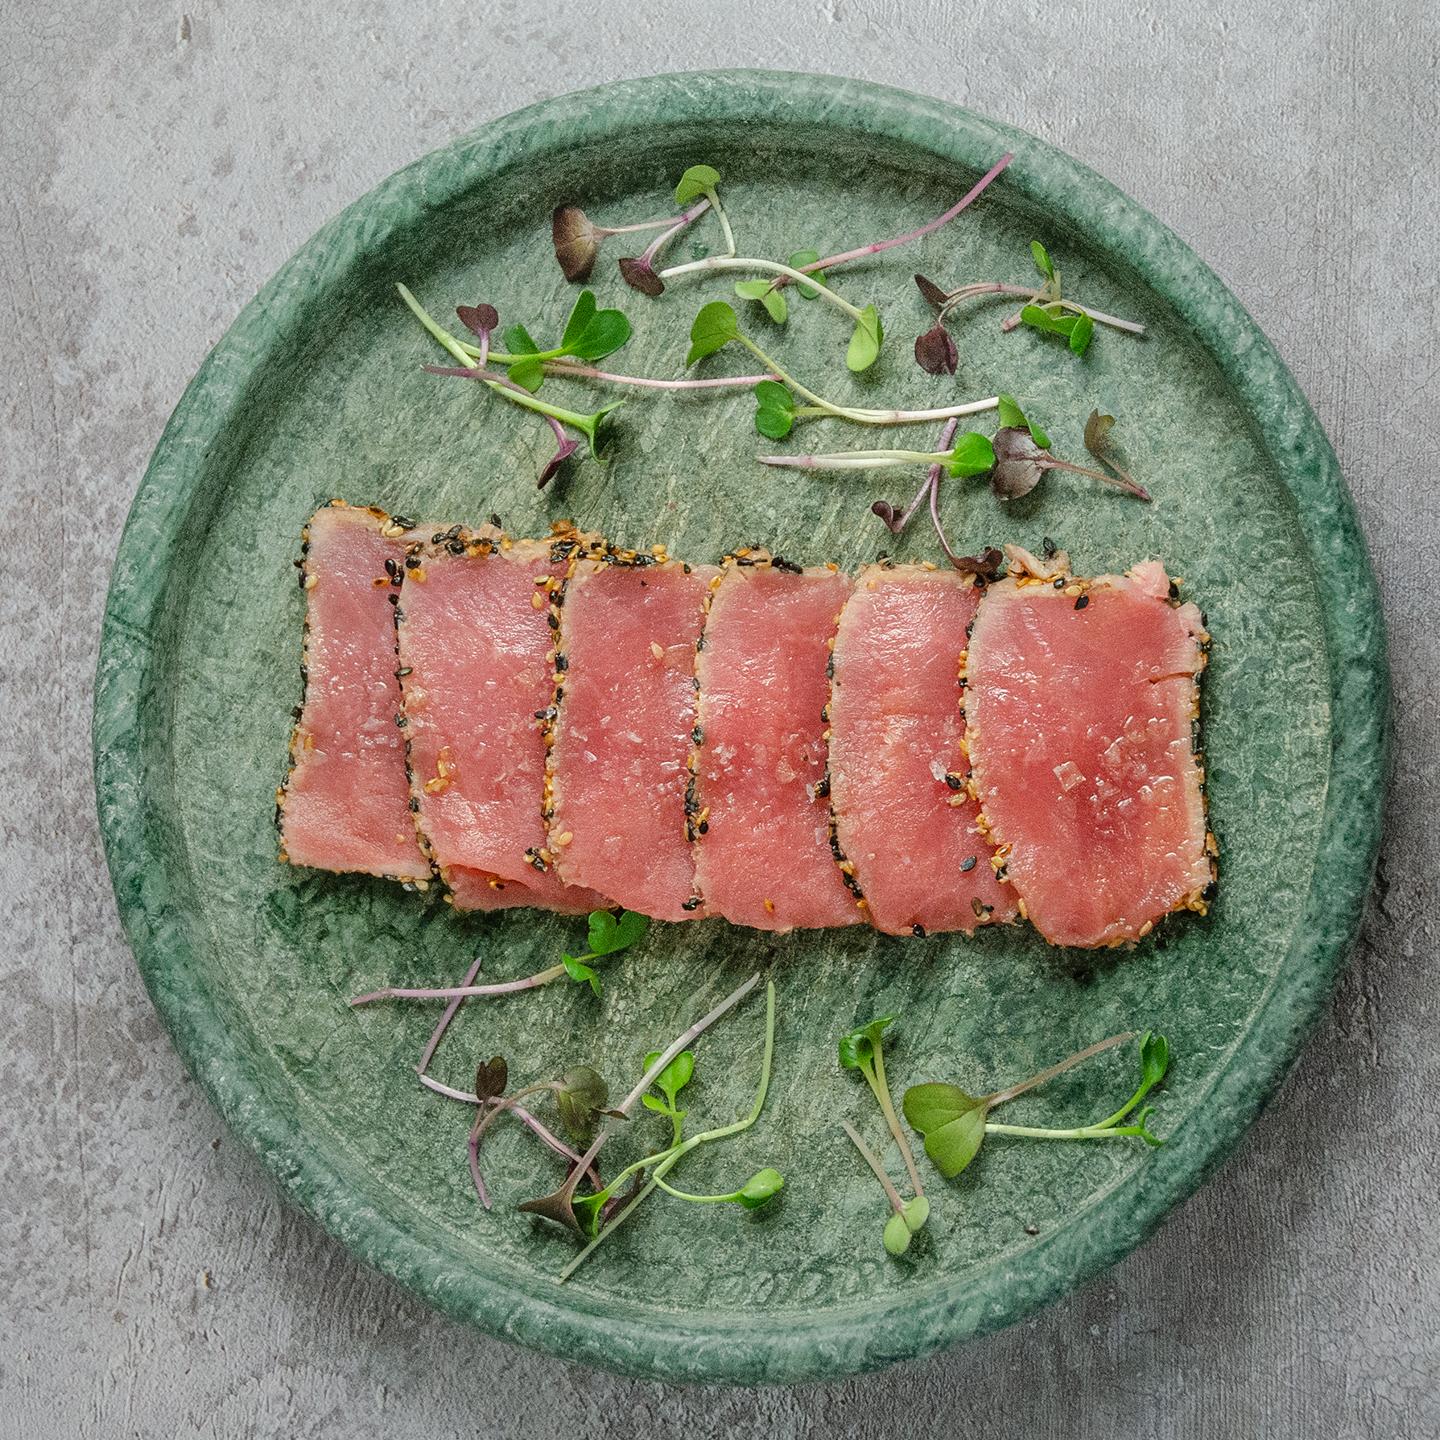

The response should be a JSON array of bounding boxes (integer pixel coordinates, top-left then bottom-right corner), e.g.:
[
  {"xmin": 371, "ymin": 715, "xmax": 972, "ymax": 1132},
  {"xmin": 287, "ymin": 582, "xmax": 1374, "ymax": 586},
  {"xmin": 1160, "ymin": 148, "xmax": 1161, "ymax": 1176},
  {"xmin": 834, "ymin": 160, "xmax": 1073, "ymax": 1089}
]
[
  {"xmin": 598, "ymin": 214, "xmax": 697, "ymax": 236},
  {"xmin": 637, "ymin": 197, "xmax": 712, "ymax": 267},
  {"xmin": 416, "ymin": 956, "xmax": 483, "ymax": 1075},
  {"xmin": 789, "ymin": 152, "xmax": 1013, "ymax": 282}
]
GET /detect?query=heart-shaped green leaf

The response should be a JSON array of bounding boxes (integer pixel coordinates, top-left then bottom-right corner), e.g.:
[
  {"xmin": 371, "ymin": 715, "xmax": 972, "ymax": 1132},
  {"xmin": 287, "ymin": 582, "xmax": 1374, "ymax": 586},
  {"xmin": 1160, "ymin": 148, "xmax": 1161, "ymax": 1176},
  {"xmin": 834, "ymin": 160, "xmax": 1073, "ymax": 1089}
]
[
  {"xmin": 561, "ymin": 290, "xmax": 598, "ymax": 348},
  {"xmin": 734, "ymin": 278, "xmax": 787, "ymax": 325},
  {"xmin": 569, "ymin": 307, "xmax": 632, "ymax": 361},
  {"xmin": 561, "ymin": 953, "xmax": 601, "ymax": 997},
  {"xmin": 946, "ymin": 431, "xmax": 997, "ymax": 479},
  {"xmin": 903, "ymin": 1081, "xmax": 990, "ymax": 1178},
  {"xmin": 846, "ymin": 304, "xmax": 884, "ymax": 372},
  {"xmin": 753, "ymin": 379, "xmax": 795, "ymax": 440},
  {"xmin": 686, "ymin": 301, "xmax": 739, "ymax": 365}
]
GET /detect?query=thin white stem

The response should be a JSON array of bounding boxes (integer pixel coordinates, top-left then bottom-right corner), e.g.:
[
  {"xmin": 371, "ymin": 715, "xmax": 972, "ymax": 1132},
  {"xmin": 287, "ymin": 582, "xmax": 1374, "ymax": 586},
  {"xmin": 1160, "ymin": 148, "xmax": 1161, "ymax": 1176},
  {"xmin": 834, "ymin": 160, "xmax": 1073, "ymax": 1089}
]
[
  {"xmin": 814, "ymin": 396, "xmax": 999, "ymax": 426},
  {"xmin": 841, "ymin": 1120, "xmax": 907, "ymax": 1217},
  {"xmin": 870, "ymin": 1047, "xmax": 924, "ymax": 1199},
  {"xmin": 759, "ymin": 450, "xmax": 949, "ymax": 471},
  {"xmin": 599, "ymin": 215, "xmax": 691, "ymax": 236},
  {"xmin": 988, "ymin": 1032, "xmax": 1138, "ymax": 1107},
  {"xmin": 657, "ymin": 256, "xmax": 866, "ymax": 322},
  {"xmin": 349, "ymin": 962, "xmax": 567, "ymax": 1006},
  {"xmin": 708, "ymin": 188, "xmax": 737, "ymax": 257},
  {"xmin": 639, "ymin": 198, "xmax": 711, "ymax": 266}
]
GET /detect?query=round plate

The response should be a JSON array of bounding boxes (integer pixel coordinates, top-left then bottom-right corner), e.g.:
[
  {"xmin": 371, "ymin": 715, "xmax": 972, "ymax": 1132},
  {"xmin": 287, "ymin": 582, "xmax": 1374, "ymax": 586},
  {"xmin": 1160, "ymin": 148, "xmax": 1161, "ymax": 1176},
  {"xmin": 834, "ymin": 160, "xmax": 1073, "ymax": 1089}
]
[{"xmin": 94, "ymin": 71, "xmax": 1387, "ymax": 1384}]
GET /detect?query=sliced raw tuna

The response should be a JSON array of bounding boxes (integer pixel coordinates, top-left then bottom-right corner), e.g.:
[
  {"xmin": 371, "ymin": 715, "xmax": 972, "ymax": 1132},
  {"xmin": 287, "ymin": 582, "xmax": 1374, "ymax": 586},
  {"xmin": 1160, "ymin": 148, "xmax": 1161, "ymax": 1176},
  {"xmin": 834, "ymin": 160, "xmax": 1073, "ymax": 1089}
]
[
  {"xmin": 396, "ymin": 524, "xmax": 611, "ymax": 913},
  {"xmin": 965, "ymin": 550, "xmax": 1214, "ymax": 948},
  {"xmin": 278, "ymin": 502, "xmax": 431, "ymax": 882},
  {"xmin": 828, "ymin": 563, "xmax": 1015, "ymax": 936},
  {"xmin": 547, "ymin": 552, "xmax": 716, "ymax": 921},
  {"xmin": 692, "ymin": 554, "xmax": 857, "ymax": 931}
]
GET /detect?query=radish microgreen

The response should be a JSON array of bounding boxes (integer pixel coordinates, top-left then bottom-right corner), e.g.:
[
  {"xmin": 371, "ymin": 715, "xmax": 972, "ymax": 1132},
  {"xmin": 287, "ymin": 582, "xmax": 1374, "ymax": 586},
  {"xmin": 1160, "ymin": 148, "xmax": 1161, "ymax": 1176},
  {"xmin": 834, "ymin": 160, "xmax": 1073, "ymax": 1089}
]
[
  {"xmin": 349, "ymin": 908, "xmax": 648, "ymax": 1008},
  {"xmin": 903, "ymin": 1031, "xmax": 1170, "ymax": 1180},
  {"xmin": 1084, "ymin": 409, "xmax": 1144, "ymax": 495},
  {"xmin": 686, "ymin": 303, "xmax": 997, "ymax": 434},
  {"xmin": 498, "ymin": 289, "xmax": 633, "ymax": 393},
  {"xmin": 912, "ymin": 239, "xmax": 1145, "ymax": 373},
  {"xmin": 840, "ymin": 1119, "xmax": 930, "ymax": 1257},
  {"xmin": 552, "ymin": 197, "xmax": 711, "ymax": 282}
]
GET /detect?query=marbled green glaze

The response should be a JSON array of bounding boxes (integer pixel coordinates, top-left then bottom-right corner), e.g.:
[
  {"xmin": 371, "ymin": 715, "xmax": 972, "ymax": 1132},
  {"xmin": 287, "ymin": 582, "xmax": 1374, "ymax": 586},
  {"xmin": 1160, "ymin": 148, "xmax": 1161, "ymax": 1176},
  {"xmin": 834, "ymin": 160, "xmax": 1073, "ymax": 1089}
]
[{"xmin": 93, "ymin": 73, "xmax": 1387, "ymax": 1384}]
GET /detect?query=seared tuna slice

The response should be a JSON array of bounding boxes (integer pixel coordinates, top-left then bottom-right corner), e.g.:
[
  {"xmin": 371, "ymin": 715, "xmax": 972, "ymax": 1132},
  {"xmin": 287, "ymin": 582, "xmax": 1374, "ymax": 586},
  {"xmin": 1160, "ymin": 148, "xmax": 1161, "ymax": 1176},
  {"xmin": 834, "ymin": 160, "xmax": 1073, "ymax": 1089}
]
[
  {"xmin": 828, "ymin": 564, "xmax": 1015, "ymax": 936},
  {"xmin": 278, "ymin": 503, "xmax": 431, "ymax": 882},
  {"xmin": 396, "ymin": 524, "xmax": 610, "ymax": 913},
  {"xmin": 547, "ymin": 550, "xmax": 716, "ymax": 920},
  {"xmin": 965, "ymin": 550, "xmax": 1214, "ymax": 948},
  {"xmin": 692, "ymin": 553, "xmax": 857, "ymax": 931}
]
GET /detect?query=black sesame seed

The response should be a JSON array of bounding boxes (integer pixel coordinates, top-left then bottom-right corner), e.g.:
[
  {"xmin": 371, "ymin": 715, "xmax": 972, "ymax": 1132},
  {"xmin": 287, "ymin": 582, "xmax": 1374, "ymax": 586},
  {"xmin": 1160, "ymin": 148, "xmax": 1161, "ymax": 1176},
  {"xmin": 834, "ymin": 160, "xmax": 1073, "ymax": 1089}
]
[
  {"xmin": 1054, "ymin": 576, "xmax": 1066, "ymax": 589},
  {"xmin": 489, "ymin": 513, "xmax": 502, "ymax": 529},
  {"xmin": 911, "ymin": 923, "xmax": 927, "ymax": 938},
  {"xmin": 391, "ymin": 514, "xmax": 416, "ymax": 530},
  {"xmin": 945, "ymin": 773, "xmax": 964, "ymax": 791},
  {"xmin": 1074, "ymin": 594, "xmax": 1090, "ymax": 610},
  {"xmin": 681, "ymin": 896, "xmax": 701, "ymax": 911},
  {"xmin": 554, "ymin": 654, "xmax": 569, "ymax": 672},
  {"xmin": 1042, "ymin": 536, "xmax": 1057, "ymax": 558},
  {"xmin": 960, "ymin": 855, "xmax": 977, "ymax": 872}
]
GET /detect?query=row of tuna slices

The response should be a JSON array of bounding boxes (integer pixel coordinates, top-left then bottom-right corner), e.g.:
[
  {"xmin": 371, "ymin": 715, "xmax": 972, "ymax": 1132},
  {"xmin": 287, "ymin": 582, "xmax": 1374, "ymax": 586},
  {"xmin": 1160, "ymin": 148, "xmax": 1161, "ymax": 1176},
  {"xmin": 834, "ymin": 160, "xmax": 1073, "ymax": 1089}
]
[{"xmin": 278, "ymin": 505, "xmax": 1215, "ymax": 948}]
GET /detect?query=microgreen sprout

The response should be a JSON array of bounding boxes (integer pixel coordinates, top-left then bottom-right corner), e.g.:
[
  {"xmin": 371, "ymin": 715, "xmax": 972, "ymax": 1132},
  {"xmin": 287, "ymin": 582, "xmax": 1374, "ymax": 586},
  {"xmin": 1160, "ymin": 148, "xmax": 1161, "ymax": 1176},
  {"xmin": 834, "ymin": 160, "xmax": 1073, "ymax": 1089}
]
[
  {"xmin": 497, "ymin": 290, "xmax": 633, "ymax": 393},
  {"xmin": 839, "ymin": 1016, "xmax": 925, "ymax": 1202},
  {"xmin": 760, "ymin": 400, "xmax": 1151, "ymax": 502},
  {"xmin": 902, "ymin": 1031, "xmax": 1170, "ymax": 1181},
  {"xmin": 912, "ymin": 238, "xmax": 1146, "ymax": 373},
  {"xmin": 349, "ymin": 908, "xmax": 648, "ymax": 1007},
  {"xmin": 554, "ymin": 976, "xmax": 777, "ymax": 1280},
  {"xmin": 617, "ymin": 164, "xmax": 727, "ymax": 295},
  {"xmin": 397, "ymin": 284, "xmax": 626, "ymax": 486},
  {"xmin": 553, "ymin": 197, "xmax": 712, "ymax": 282},
  {"xmin": 687, "ymin": 303, "xmax": 997, "ymax": 435},
  {"xmin": 840, "ymin": 1119, "xmax": 930, "ymax": 1257},
  {"xmin": 769, "ymin": 152, "xmax": 1014, "ymax": 293}
]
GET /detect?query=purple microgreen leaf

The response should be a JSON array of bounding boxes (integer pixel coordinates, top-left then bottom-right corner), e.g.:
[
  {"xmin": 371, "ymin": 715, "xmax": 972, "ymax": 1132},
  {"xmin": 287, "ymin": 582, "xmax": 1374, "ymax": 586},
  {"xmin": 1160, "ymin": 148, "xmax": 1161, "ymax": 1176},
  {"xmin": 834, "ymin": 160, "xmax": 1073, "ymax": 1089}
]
[
  {"xmin": 474, "ymin": 1055, "xmax": 508, "ymax": 1102},
  {"xmin": 952, "ymin": 546, "xmax": 1006, "ymax": 582},
  {"xmin": 686, "ymin": 301, "xmax": 739, "ymax": 365},
  {"xmin": 914, "ymin": 322, "xmax": 958, "ymax": 375},
  {"xmin": 989, "ymin": 426, "xmax": 1048, "ymax": 498},
  {"xmin": 537, "ymin": 433, "xmax": 580, "ymax": 490},
  {"xmin": 913, "ymin": 273, "xmax": 951, "ymax": 314},
  {"xmin": 553, "ymin": 205, "xmax": 601, "ymax": 281},
  {"xmin": 517, "ymin": 1177, "xmax": 587, "ymax": 1235},
  {"xmin": 618, "ymin": 254, "xmax": 666, "ymax": 296},
  {"xmin": 554, "ymin": 1065, "xmax": 610, "ymax": 1140},
  {"xmin": 456, "ymin": 303, "xmax": 499, "ymax": 340}
]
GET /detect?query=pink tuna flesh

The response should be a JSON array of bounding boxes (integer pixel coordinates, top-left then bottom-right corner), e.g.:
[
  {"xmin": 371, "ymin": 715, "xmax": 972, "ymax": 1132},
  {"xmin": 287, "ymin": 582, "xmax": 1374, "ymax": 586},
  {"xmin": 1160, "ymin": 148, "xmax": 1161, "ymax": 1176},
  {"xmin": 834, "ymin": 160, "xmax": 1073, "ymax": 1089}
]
[
  {"xmin": 828, "ymin": 565, "xmax": 1015, "ymax": 935},
  {"xmin": 965, "ymin": 563, "xmax": 1212, "ymax": 948},
  {"xmin": 548, "ymin": 558, "xmax": 716, "ymax": 920},
  {"xmin": 279, "ymin": 503, "xmax": 431, "ymax": 881},
  {"xmin": 693, "ymin": 562, "xmax": 858, "ymax": 932},
  {"xmin": 396, "ymin": 529, "xmax": 608, "ymax": 913}
]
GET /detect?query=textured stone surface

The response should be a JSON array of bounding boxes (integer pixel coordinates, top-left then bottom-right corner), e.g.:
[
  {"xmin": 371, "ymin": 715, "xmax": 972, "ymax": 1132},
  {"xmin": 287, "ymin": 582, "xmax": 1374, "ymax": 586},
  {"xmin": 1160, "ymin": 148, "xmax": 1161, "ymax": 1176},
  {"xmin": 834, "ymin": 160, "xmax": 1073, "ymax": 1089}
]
[{"xmin": 2, "ymin": 2, "xmax": 1436, "ymax": 1436}]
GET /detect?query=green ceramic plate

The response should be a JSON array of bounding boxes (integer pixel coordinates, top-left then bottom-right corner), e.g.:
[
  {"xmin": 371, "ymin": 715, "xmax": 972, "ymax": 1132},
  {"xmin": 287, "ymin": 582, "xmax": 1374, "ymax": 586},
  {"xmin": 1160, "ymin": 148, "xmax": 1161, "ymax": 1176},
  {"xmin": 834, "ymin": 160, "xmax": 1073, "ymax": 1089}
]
[{"xmin": 94, "ymin": 72, "xmax": 1387, "ymax": 1384}]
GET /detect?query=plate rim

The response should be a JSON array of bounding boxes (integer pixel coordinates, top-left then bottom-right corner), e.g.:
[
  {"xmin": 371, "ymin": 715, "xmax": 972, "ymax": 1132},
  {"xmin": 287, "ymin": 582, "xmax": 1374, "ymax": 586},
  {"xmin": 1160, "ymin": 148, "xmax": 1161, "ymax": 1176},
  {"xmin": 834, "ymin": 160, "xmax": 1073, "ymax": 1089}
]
[{"xmin": 93, "ymin": 69, "xmax": 1389, "ymax": 1385}]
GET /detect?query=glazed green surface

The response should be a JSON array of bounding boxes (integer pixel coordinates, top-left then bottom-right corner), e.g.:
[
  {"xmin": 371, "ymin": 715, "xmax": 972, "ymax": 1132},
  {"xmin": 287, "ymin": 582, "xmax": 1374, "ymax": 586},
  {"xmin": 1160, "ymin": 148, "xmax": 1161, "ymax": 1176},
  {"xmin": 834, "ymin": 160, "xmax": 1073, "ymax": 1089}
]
[{"xmin": 93, "ymin": 72, "xmax": 1386, "ymax": 1384}]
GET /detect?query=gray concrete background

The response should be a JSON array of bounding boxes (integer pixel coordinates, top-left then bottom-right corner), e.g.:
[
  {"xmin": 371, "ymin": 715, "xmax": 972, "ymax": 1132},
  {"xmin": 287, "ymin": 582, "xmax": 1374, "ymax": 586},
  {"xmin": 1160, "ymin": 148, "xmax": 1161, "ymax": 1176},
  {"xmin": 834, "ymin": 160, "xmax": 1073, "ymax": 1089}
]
[{"xmin": 2, "ymin": 1, "xmax": 1436, "ymax": 1436}]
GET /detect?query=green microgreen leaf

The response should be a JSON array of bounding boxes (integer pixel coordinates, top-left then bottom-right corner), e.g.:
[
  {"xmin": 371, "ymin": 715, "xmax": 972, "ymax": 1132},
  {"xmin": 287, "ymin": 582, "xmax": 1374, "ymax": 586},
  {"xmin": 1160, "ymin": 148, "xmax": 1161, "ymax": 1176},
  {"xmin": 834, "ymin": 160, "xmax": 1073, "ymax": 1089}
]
[
  {"xmin": 686, "ymin": 301, "xmax": 739, "ymax": 365},
  {"xmin": 1140, "ymin": 1032, "xmax": 1170, "ymax": 1087},
  {"xmin": 734, "ymin": 278, "xmax": 788, "ymax": 325},
  {"xmin": 753, "ymin": 379, "xmax": 796, "ymax": 440},
  {"xmin": 587, "ymin": 908, "xmax": 648, "ymax": 956},
  {"xmin": 642, "ymin": 1048, "xmax": 695, "ymax": 1109},
  {"xmin": 995, "ymin": 394, "xmax": 1051, "ymax": 450},
  {"xmin": 947, "ymin": 431, "xmax": 997, "ymax": 478},
  {"xmin": 1031, "ymin": 239, "xmax": 1056, "ymax": 282},
  {"xmin": 883, "ymin": 1210, "xmax": 913, "ymax": 1255},
  {"xmin": 787, "ymin": 249, "xmax": 825, "ymax": 299},
  {"xmin": 846, "ymin": 304, "xmax": 884, "ymax": 372},
  {"xmin": 674, "ymin": 163, "xmax": 721, "ymax": 206},
  {"xmin": 838, "ymin": 1015, "xmax": 896, "ymax": 1071},
  {"xmin": 568, "ymin": 306, "xmax": 632, "ymax": 362},
  {"xmin": 560, "ymin": 953, "xmax": 602, "ymax": 997},
  {"xmin": 504, "ymin": 323, "xmax": 540, "ymax": 356},
  {"xmin": 737, "ymin": 1168, "xmax": 785, "ymax": 1209},
  {"xmin": 1068, "ymin": 312, "xmax": 1095, "ymax": 355},
  {"xmin": 902, "ymin": 1194, "xmax": 930, "ymax": 1233},
  {"xmin": 902, "ymin": 1083, "xmax": 991, "ymax": 1178}
]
